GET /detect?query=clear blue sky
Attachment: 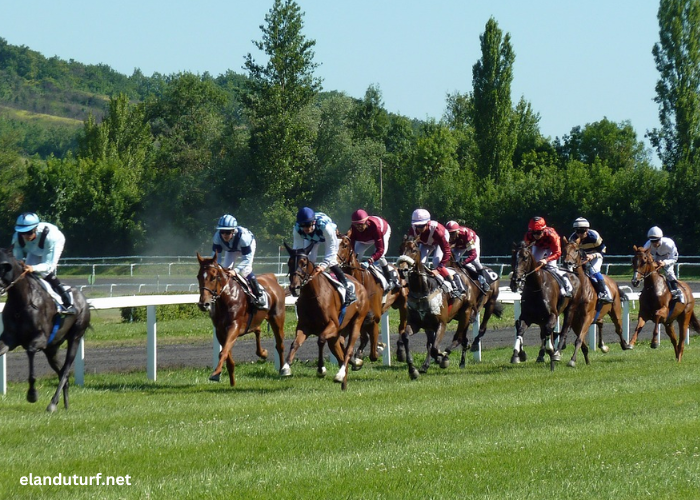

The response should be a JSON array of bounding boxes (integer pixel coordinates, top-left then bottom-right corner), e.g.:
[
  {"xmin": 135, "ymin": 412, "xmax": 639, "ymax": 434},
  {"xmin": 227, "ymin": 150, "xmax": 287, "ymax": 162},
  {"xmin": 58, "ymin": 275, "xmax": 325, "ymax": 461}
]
[{"xmin": 2, "ymin": 0, "xmax": 662, "ymax": 164}]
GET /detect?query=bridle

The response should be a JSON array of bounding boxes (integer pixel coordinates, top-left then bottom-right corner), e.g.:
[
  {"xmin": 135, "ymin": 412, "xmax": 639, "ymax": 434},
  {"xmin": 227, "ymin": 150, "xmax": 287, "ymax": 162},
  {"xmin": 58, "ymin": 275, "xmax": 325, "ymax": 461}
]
[
  {"xmin": 288, "ymin": 252, "xmax": 314, "ymax": 296},
  {"xmin": 336, "ymin": 236, "xmax": 363, "ymax": 271},
  {"xmin": 0, "ymin": 265, "xmax": 30, "ymax": 296},
  {"xmin": 512, "ymin": 243, "xmax": 543, "ymax": 290},
  {"xmin": 199, "ymin": 262, "xmax": 228, "ymax": 303},
  {"xmin": 631, "ymin": 251, "xmax": 656, "ymax": 287}
]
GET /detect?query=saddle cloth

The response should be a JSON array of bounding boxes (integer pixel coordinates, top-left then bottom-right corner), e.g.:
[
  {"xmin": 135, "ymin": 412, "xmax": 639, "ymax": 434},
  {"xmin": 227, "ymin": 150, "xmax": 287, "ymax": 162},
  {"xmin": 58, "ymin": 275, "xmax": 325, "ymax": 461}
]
[
  {"xmin": 231, "ymin": 273, "xmax": 270, "ymax": 309},
  {"xmin": 37, "ymin": 279, "xmax": 74, "ymax": 313},
  {"xmin": 322, "ymin": 271, "xmax": 356, "ymax": 303}
]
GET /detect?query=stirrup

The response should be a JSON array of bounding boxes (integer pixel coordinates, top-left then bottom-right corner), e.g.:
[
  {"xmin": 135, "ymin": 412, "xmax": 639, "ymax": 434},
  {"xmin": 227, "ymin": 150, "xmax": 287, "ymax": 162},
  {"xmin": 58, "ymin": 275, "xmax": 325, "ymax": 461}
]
[{"xmin": 61, "ymin": 304, "xmax": 77, "ymax": 315}]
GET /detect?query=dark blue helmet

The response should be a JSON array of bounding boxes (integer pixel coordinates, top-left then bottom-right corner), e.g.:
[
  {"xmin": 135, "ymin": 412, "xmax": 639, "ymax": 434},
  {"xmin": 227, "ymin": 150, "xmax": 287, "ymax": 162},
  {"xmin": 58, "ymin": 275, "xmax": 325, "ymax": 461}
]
[{"xmin": 296, "ymin": 207, "xmax": 315, "ymax": 225}]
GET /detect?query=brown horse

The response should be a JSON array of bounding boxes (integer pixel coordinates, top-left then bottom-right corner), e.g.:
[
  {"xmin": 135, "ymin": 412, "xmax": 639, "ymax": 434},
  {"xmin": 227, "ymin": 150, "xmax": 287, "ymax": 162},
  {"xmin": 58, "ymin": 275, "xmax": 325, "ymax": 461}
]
[
  {"xmin": 282, "ymin": 243, "xmax": 370, "ymax": 390},
  {"xmin": 629, "ymin": 245, "xmax": 700, "ymax": 361},
  {"xmin": 0, "ymin": 248, "xmax": 91, "ymax": 412},
  {"xmin": 444, "ymin": 253, "xmax": 504, "ymax": 366},
  {"xmin": 196, "ymin": 252, "xmax": 286, "ymax": 386},
  {"xmin": 336, "ymin": 233, "xmax": 408, "ymax": 365},
  {"xmin": 561, "ymin": 238, "xmax": 631, "ymax": 357},
  {"xmin": 510, "ymin": 241, "xmax": 579, "ymax": 370},
  {"xmin": 395, "ymin": 236, "xmax": 471, "ymax": 378}
]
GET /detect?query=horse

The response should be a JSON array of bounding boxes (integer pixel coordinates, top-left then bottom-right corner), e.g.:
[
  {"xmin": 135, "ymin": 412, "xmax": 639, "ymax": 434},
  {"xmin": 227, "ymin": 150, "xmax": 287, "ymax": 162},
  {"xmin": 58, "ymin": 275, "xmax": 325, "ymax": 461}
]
[
  {"xmin": 282, "ymin": 242, "xmax": 370, "ymax": 390},
  {"xmin": 510, "ymin": 241, "xmax": 579, "ymax": 370},
  {"xmin": 629, "ymin": 245, "xmax": 700, "ymax": 361},
  {"xmin": 0, "ymin": 248, "xmax": 91, "ymax": 412},
  {"xmin": 336, "ymin": 233, "xmax": 408, "ymax": 365},
  {"xmin": 444, "ymin": 252, "xmax": 504, "ymax": 364},
  {"xmin": 561, "ymin": 238, "xmax": 631, "ymax": 355},
  {"xmin": 196, "ymin": 252, "xmax": 286, "ymax": 386},
  {"xmin": 395, "ymin": 236, "xmax": 471, "ymax": 378}
]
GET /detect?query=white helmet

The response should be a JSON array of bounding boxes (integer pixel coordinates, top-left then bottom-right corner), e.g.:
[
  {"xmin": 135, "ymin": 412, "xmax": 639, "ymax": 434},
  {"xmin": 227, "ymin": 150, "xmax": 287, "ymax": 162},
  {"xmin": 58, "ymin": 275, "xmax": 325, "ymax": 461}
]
[
  {"xmin": 411, "ymin": 208, "xmax": 431, "ymax": 226},
  {"xmin": 647, "ymin": 226, "xmax": 663, "ymax": 241},
  {"xmin": 573, "ymin": 217, "xmax": 589, "ymax": 229},
  {"xmin": 216, "ymin": 214, "xmax": 237, "ymax": 230}
]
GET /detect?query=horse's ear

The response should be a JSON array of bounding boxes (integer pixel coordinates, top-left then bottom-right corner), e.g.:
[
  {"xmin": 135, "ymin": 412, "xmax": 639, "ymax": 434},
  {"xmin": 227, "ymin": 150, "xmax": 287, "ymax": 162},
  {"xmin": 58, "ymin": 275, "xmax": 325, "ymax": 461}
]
[
  {"xmin": 304, "ymin": 242, "xmax": 315, "ymax": 254},
  {"xmin": 197, "ymin": 252, "xmax": 203, "ymax": 262},
  {"xmin": 562, "ymin": 236, "xmax": 568, "ymax": 244},
  {"xmin": 345, "ymin": 229, "xmax": 352, "ymax": 237},
  {"xmin": 403, "ymin": 234, "xmax": 409, "ymax": 241},
  {"xmin": 632, "ymin": 245, "xmax": 638, "ymax": 252},
  {"xmin": 283, "ymin": 241, "xmax": 293, "ymax": 254},
  {"xmin": 213, "ymin": 251, "xmax": 218, "ymax": 263}
]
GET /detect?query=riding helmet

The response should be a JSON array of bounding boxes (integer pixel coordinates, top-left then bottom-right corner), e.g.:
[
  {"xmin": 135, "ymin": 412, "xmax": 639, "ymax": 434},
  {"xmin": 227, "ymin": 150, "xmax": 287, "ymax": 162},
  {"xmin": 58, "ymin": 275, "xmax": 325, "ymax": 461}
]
[
  {"xmin": 351, "ymin": 209, "xmax": 369, "ymax": 225},
  {"xmin": 411, "ymin": 208, "xmax": 431, "ymax": 226},
  {"xmin": 296, "ymin": 207, "xmax": 316, "ymax": 225},
  {"xmin": 573, "ymin": 217, "xmax": 590, "ymax": 229},
  {"xmin": 445, "ymin": 221, "xmax": 460, "ymax": 232},
  {"xmin": 528, "ymin": 217, "xmax": 547, "ymax": 231},
  {"xmin": 647, "ymin": 226, "xmax": 663, "ymax": 241},
  {"xmin": 15, "ymin": 212, "xmax": 40, "ymax": 233},
  {"xmin": 216, "ymin": 214, "xmax": 237, "ymax": 230}
]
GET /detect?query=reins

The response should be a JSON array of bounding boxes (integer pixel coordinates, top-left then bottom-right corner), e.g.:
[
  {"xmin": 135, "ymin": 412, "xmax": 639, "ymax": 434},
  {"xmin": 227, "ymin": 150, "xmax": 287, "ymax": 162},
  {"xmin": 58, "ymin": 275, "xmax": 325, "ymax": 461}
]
[{"xmin": 0, "ymin": 267, "xmax": 30, "ymax": 294}]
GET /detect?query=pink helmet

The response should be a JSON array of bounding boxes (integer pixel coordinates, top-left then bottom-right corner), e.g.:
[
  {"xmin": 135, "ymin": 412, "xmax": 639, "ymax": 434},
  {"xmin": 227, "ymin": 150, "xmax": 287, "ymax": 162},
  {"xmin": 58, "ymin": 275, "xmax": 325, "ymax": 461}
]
[
  {"xmin": 528, "ymin": 217, "xmax": 547, "ymax": 231},
  {"xmin": 411, "ymin": 208, "xmax": 431, "ymax": 226},
  {"xmin": 445, "ymin": 220, "xmax": 460, "ymax": 232},
  {"xmin": 351, "ymin": 209, "xmax": 369, "ymax": 225}
]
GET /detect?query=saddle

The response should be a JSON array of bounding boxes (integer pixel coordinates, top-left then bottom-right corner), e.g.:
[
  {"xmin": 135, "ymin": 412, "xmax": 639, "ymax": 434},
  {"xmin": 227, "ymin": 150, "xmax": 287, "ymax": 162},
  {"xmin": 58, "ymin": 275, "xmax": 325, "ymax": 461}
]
[
  {"xmin": 37, "ymin": 279, "xmax": 74, "ymax": 315},
  {"xmin": 322, "ymin": 270, "xmax": 356, "ymax": 305},
  {"xmin": 230, "ymin": 272, "xmax": 269, "ymax": 310}
]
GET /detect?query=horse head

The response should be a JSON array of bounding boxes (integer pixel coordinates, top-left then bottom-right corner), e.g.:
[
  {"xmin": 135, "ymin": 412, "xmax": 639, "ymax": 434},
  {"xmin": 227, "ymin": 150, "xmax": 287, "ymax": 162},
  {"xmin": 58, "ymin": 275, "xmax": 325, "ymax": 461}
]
[
  {"xmin": 284, "ymin": 241, "xmax": 315, "ymax": 297},
  {"xmin": 396, "ymin": 234, "xmax": 421, "ymax": 280},
  {"xmin": 562, "ymin": 237, "xmax": 584, "ymax": 273},
  {"xmin": 336, "ymin": 231, "xmax": 359, "ymax": 269},
  {"xmin": 0, "ymin": 248, "xmax": 26, "ymax": 296},
  {"xmin": 196, "ymin": 252, "xmax": 229, "ymax": 312},
  {"xmin": 631, "ymin": 245, "xmax": 656, "ymax": 287},
  {"xmin": 510, "ymin": 241, "xmax": 536, "ymax": 292}
]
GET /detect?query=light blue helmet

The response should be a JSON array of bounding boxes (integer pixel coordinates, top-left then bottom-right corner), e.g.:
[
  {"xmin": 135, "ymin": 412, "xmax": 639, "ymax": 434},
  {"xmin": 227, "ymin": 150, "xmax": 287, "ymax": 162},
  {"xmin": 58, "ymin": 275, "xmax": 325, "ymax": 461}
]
[
  {"xmin": 15, "ymin": 212, "xmax": 40, "ymax": 233},
  {"xmin": 216, "ymin": 214, "xmax": 237, "ymax": 230}
]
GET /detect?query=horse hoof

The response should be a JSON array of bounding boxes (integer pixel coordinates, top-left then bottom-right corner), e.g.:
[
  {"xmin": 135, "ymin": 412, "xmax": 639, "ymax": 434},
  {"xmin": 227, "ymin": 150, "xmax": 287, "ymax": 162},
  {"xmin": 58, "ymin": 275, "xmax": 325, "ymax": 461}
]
[
  {"xmin": 621, "ymin": 342, "xmax": 631, "ymax": 351},
  {"xmin": 510, "ymin": 355, "xmax": 520, "ymax": 364},
  {"xmin": 409, "ymin": 368, "xmax": 420, "ymax": 380},
  {"xmin": 259, "ymin": 349, "xmax": 269, "ymax": 360},
  {"xmin": 651, "ymin": 342, "xmax": 659, "ymax": 349},
  {"xmin": 567, "ymin": 360, "xmax": 576, "ymax": 368},
  {"xmin": 519, "ymin": 351, "xmax": 528, "ymax": 362},
  {"xmin": 333, "ymin": 374, "xmax": 344, "ymax": 383},
  {"xmin": 27, "ymin": 390, "xmax": 38, "ymax": 403},
  {"xmin": 536, "ymin": 356, "xmax": 545, "ymax": 363},
  {"xmin": 317, "ymin": 366, "xmax": 327, "ymax": 378},
  {"xmin": 351, "ymin": 358, "xmax": 364, "ymax": 371},
  {"xmin": 439, "ymin": 357, "xmax": 450, "ymax": 369},
  {"xmin": 46, "ymin": 403, "xmax": 58, "ymax": 413},
  {"xmin": 280, "ymin": 363, "xmax": 292, "ymax": 377},
  {"xmin": 376, "ymin": 344, "xmax": 385, "ymax": 355},
  {"xmin": 470, "ymin": 342, "xmax": 480, "ymax": 353},
  {"xmin": 552, "ymin": 351, "xmax": 561, "ymax": 362},
  {"xmin": 396, "ymin": 347, "xmax": 406, "ymax": 363},
  {"xmin": 209, "ymin": 373, "xmax": 221, "ymax": 382},
  {"xmin": 600, "ymin": 345, "xmax": 610, "ymax": 354}
]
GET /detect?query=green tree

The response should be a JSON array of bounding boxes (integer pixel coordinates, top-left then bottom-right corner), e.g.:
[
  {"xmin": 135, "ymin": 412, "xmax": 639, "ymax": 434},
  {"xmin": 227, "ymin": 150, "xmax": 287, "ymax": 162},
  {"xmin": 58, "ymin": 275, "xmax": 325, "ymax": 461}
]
[
  {"xmin": 348, "ymin": 84, "xmax": 390, "ymax": 142},
  {"xmin": 471, "ymin": 17, "xmax": 517, "ymax": 182},
  {"xmin": 649, "ymin": 0, "xmax": 700, "ymax": 170}
]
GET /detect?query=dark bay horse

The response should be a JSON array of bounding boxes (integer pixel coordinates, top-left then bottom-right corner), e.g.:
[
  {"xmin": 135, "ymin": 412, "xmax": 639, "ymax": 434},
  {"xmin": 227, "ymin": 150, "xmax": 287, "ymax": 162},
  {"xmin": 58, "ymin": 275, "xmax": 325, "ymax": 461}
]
[
  {"xmin": 0, "ymin": 248, "xmax": 91, "ymax": 412},
  {"xmin": 630, "ymin": 245, "xmax": 700, "ymax": 361},
  {"xmin": 395, "ymin": 237, "xmax": 471, "ymax": 378},
  {"xmin": 510, "ymin": 241, "xmax": 578, "ymax": 370},
  {"xmin": 282, "ymin": 243, "xmax": 370, "ymax": 390},
  {"xmin": 196, "ymin": 253, "xmax": 285, "ymax": 386},
  {"xmin": 336, "ymin": 233, "xmax": 408, "ymax": 365},
  {"xmin": 444, "ymin": 253, "xmax": 504, "ymax": 363},
  {"xmin": 562, "ymin": 238, "xmax": 630, "ymax": 356}
]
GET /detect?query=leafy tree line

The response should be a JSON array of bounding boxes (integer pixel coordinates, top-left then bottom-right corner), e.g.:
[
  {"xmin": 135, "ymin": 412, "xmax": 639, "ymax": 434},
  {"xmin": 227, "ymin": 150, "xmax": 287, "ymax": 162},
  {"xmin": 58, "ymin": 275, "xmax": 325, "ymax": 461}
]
[{"xmin": 0, "ymin": 0, "xmax": 698, "ymax": 259}]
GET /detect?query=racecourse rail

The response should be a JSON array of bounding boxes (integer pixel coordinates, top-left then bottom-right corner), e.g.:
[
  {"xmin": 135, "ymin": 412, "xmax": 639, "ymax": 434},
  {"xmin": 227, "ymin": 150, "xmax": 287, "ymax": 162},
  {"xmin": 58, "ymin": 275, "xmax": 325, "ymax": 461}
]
[{"xmin": 1, "ymin": 288, "xmax": 697, "ymax": 396}]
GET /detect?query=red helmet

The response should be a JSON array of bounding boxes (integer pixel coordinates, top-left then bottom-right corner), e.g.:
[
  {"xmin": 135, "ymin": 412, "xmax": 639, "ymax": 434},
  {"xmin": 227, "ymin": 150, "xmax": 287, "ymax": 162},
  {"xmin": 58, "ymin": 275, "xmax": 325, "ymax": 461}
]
[
  {"xmin": 351, "ymin": 209, "xmax": 369, "ymax": 225},
  {"xmin": 445, "ymin": 221, "xmax": 460, "ymax": 232},
  {"xmin": 528, "ymin": 217, "xmax": 547, "ymax": 231}
]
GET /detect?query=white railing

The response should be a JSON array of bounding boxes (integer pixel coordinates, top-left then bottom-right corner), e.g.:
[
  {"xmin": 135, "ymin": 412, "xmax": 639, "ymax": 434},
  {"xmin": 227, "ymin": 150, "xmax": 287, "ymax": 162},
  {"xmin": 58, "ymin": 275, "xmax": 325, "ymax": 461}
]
[{"xmin": 1, "ymin": 289, "xmax": 696, "ymax": 396}]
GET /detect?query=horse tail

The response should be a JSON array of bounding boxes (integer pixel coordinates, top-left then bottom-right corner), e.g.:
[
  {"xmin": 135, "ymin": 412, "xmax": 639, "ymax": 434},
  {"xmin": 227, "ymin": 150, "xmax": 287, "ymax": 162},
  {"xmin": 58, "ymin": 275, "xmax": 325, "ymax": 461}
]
[
  {"xmin": 492, "ymin": 300, "xmax": 504, "ymax": 318},
  {"xmin": 690, "ymin": 311, "xmax": 700, "ymax": 333}
]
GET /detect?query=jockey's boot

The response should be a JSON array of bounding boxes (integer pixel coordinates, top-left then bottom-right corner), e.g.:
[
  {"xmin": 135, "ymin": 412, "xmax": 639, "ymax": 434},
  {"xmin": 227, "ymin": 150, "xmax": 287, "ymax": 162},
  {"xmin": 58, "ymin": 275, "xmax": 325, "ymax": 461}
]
[
  {"xmin": 331, "ymin": 265, "xmax": 356, "ymax": 307},
  {"xmin": 561, "ymin": 275, "xmax": 573, "ymax": 298},
  {"xmin": 46, "ymin": 273, "xmax": 77, "ymax": 314},
  {"xmin": 247, "ymin": 274, "xmax": 269, "ymax": 310},
  {"xmin": 593, "ymin": 279, "xmax": 613, "ymax": 303},
  {"xmin": 382, "ymin": 264, "xmax": 399, "ymax": 292},
  {"xmin": 449, "ymin": 275, "xmax": 464, "ymax": 299},
  {"xmin": 478, "ymin": 268, "xmax": 491, "ymax": 292},
  {"xmin": 668, "ymin": 279, "xmax": 683, "ymax": 300}
]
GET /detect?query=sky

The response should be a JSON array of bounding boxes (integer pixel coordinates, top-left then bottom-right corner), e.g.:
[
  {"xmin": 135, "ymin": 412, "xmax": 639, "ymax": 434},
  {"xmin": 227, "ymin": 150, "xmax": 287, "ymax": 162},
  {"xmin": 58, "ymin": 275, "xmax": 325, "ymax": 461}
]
[{"xmin": 2, "ymin": 0, "xmax": 662, "ymax": 164}]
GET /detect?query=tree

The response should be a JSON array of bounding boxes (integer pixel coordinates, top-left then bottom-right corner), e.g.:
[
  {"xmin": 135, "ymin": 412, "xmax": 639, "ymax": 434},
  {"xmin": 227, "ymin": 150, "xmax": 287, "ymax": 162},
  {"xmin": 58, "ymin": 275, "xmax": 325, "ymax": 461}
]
[
  {"xmin": 239, "ymin": 0, "xmax": 323, "ymax": 243},
  {"xmin": 648, "ymin": 0, "xmax": 700, "ymax": 170},
  {"xmin": 348, "ymin": 84, "xmax": 390, "ymax": 142},
  {"xmin": 471, "ymin": 17, "xmax": 517, "ymax": 182}
]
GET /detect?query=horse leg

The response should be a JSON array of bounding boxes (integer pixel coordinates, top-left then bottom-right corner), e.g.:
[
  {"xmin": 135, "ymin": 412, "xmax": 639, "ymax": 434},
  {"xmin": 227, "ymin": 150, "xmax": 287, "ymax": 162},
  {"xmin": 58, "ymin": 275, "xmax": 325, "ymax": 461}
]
[
  {"xmin": 48, "ymin": 336, "xmax": 81, "ymax": 412},
  {"xmin": 226, "ymin": 350, "xmax": 236, "ymax": 387},
  {"xmin": 419, "ymin": 330, "xmax": 436, "ymax": 374},
  {"xmin": 629, "ymin": 316, "xmax": 647, "ymax": 348},
  {"xmin": 317, "ymin": 324, "xmax": 338, "ymax": 378},
  {"xmin": 511, "ymin": 320, "xmax": 528, "ymax": 364},
  {"xmin": 26, "ymin": 350, "xmax": 38, "ymax": 403},
  {"xmin": 336, "ymin": 318, "xmax": 364, "ymax": 390},
  {"xmin": 596, "ymin": 323, "xmax": 610, "ymax": 353},
  {"xmin": 395, "ymin": 303, "xmax": 408, "ymax": 362},
  {"xmin": 210, "ymin": 325, "xmax": 238, "ymax": 383},
  {"xmin": 401, "ymin": 329, "xmax": 419, "ymax": 380},
  {"xmin": 268, "ymin": 315, "xmax": 286, "ymax": 376},
  {"xmin": 663, "ymin": 322, "xmax": 680, "ymax": 361},
  {"xmin": 253, "ymin": 327, "xmax": 268, "ymax": 360},
  {"xmin": 43, "ymin": 345, "xmax": 65, "ymax": 409},
  {"xmin": 368, "ymin": 320, "xmax": 380, "ymax": 363},
  {"xmin": 472, "ymin": 301, "xmax": 494, "ymax": 353},
  {"xmin": 281, "ymin": 328, "xmax": 309, "ymax": 377},
  {"xmin": 453, "ymin": 316, "xmax": 469, "ymax": 369},
  {"xmin": 676, "ymin": 316, "xmax": 689, "ymax": 362},
  {"xmin": 608, "ymin": 305, "xmax": 631, "ymax": 350}
]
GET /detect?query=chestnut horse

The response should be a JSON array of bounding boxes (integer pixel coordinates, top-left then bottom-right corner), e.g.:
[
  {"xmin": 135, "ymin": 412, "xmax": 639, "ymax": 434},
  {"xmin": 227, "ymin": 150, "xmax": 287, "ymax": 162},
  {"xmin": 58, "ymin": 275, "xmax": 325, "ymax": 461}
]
[
  {"xmin": 510, "ymin": 241, "xmax": 578, "ymax": 370},
  {"xmin": 0, "ymin": 248, "xmax": 91, "ymax": 412},
  {"xmin": 395, "ymin": 236, "xmax": 471, "ymax": 378},
  {"xmin": 196, "ymin": 253, "xmax": 285, "ymax": 386},
  {"xmin": 629, "ymin": 245, "xmax": 699, "ymax": 361},
  {"xmin": 444, "ymin": 253, "xmax": 504, "ymax": 363},
  {"xmin": 336, "ymin": 233, "xmax": 408, "ymax": 365},
  {"xmin": 561, "ymin": 238, "xmax": 630, "ymax": 357},
  {"xmin": 282, "ymin": 243, "xmax": 370, "ymax": 390}
]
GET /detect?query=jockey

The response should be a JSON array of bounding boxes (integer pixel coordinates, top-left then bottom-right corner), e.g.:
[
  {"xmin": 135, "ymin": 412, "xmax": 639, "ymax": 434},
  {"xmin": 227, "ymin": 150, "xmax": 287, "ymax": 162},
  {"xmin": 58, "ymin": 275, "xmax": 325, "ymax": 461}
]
[
  {"xmin": 212, "ymin": 214, "xmax": 266, "ymax": 309},
  {"xmin": 643, "ymin": 226, "xmax": 681, "ymax": 300},
  {"xmin": 293, "ymin": 207, "xmax": 356, "ymax": 306},
  {"xmin": 407, "ymin": 208, "xmax": 464, "ymax": 299},
  {"xmin": 11, "ymin": 212, "xmax": 76, "ymax": 314},
  {"xmin": 568, "ymin": 217, "xmax": 612, "ymax": 303},
  {"xmin": 445, "ymin": 221, "xmax": 490, "ymax": 291},
  {"xmin": 348, "ymin": 209, "xmax": 399, "ymax": 291},
  {"xmin": 523, "ymin": 216, "xmax": 573, "ymax": 298}
]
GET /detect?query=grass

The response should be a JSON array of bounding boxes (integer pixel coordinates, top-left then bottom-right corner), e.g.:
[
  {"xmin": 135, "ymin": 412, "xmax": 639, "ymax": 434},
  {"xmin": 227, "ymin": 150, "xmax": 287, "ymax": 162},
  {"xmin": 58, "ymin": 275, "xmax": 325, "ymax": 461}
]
[{"xmin": 1, "ymin": 341, "xmax": 699, "ymax": 499}]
